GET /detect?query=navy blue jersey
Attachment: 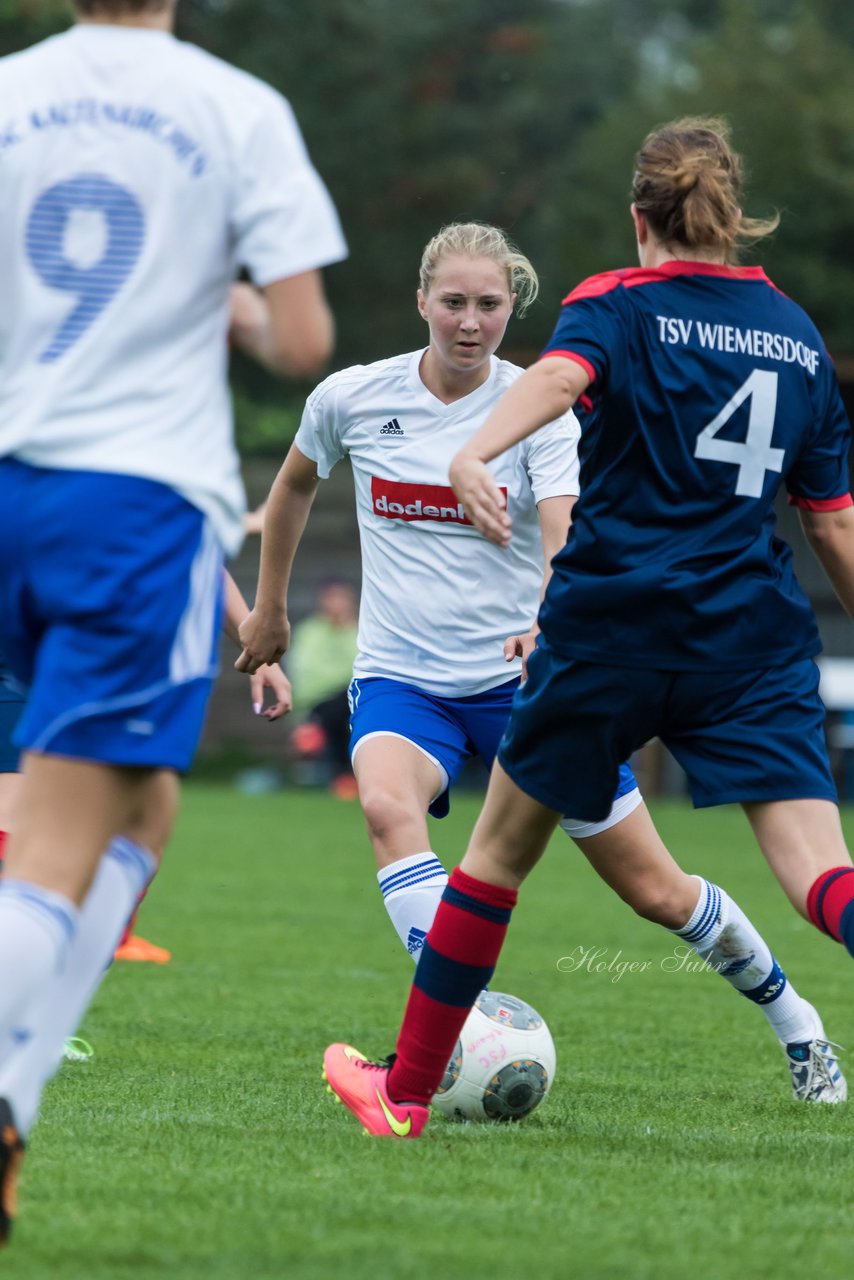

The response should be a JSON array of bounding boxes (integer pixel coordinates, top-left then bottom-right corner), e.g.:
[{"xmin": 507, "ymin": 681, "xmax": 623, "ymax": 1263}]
[{"xmin": 538, "ymin": 261, "xmax": 852, "ymax": 670}]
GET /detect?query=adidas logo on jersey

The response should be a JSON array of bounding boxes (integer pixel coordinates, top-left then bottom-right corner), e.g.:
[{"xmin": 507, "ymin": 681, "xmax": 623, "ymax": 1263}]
[
  {"xmin": 379, "ymin": 417, "xmax": 405, "ymax": 436},
  {"xmin": 407, "ymin": 926, "xmax": 428, "ymax": 954}
]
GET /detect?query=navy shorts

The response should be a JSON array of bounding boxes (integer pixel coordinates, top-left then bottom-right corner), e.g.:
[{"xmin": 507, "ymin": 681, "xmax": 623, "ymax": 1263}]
[
  {"xmin": 0, "ymin": 460, "xmax": 224, "ymax": 772},
  {"xmin": 498, "ymin": 638, "xmax": 836, "ymax": 822},
  {"xmin": 348, "ymin": 674, "xmax": 638, "ymax": 827}
]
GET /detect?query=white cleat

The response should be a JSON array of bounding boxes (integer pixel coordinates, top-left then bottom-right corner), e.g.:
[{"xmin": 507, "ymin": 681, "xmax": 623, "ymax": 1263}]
[{"xmin": 785, "ymin": 1037, "xmax": 847, "ymax": 1103}]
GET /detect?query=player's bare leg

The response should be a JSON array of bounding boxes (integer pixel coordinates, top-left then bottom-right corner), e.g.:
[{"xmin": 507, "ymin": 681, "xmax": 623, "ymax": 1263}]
[
  {"xmin": 461, "ymin": 760, "xmax": 559, "ymax": 888},
  {"xmin": 3, "ymin": 753, "xmax": 153, "ymax": 905},
  {"xmin": 354, "ymin": 735, "xmax": 450, "ymax": 959},
  {"xmin": 0, "ymin": 773, "xmax": 19, "ymax": 839},
  {"xmin": 113, "ymin": 770, "xmax": 177, "ymax": 963},
  {"xmin": 574, "ymin": 801, "xmax": 845, "ymax": 1099},
  {"xmin": 353, "ymin": 735, "xmax": 441, "ymax": 867},
  {"xmin": 573, "ymin": 802, "xmax": 698, "ymax": 925},
  {"xmin": 744, "ymin": 798, "xmax": 853, "ymax": 917},
  {"xmin": 739, "ymin": 799, "xmax": 852, "ymax": 1100}
]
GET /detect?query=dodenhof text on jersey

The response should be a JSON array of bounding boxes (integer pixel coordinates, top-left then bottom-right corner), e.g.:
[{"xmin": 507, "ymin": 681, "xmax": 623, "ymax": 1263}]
[{"xmin": 370, "ymin": 476, "xmax": 508, "ymax": 526}]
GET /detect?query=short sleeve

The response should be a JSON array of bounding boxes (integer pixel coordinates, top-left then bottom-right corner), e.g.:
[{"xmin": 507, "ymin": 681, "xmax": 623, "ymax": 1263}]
[
  {"xmin": 540, "ymin": 275, "xmax": 625, "ymax": 386},
  {"xmin": 522, "ymin": 410, "xmax": 581, "ymax": 502},
  {"xmin": 232, "ymin": 92, "xmax": 347, "ymax": 286},
  {"xmin": 293, "ymin": 381, "xmax": 346, "ymax": 479},
  {"xmin": 786, "ymin": 365, "xmax": 853, "ymax": 511}
]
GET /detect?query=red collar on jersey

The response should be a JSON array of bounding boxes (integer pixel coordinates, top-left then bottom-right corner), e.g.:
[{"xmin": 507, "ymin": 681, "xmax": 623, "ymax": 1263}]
[{"xmin": 562, "ymin": 262, "xmax": 770, "ymax": 306}]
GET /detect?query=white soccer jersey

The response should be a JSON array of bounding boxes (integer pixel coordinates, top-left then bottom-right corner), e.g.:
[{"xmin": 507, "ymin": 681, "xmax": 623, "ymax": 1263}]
[
  {"xmin": 295, "ymin": 350, "xmax": 580, "ymax": 696},
  {"xmin": 0, "ymin": 25, "xmax": 347, "ymax": 554}
]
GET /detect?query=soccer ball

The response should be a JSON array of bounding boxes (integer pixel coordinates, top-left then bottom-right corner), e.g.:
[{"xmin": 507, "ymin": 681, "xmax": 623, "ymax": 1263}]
[{"xmin": 432, "ymin": 990, "xmax": 556, "ymax": 1123}]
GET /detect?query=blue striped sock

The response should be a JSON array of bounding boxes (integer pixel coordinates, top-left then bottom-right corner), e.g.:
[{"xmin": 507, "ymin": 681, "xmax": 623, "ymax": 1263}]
[
  {"xmin": 675, "ymin": 877, "xmax": 815, "ymax": 1043},
  {"xmin": 676, "ymin": 878, "xmax": 724, "ymax": 951},
  {"xmin": 378, "ymin": 852, "xmax": 448, "ymax": 960}
]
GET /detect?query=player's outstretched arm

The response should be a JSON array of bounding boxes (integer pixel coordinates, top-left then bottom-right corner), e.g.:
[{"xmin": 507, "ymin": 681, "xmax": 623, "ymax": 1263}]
[
  {"xmin": 223, "ymin": 571, "xmax": 292, "ymax": 719},
  {"xmin": 236, "ymin": 444, "xmax": 320, "ymax": 674},
  {"xmin": 799, "ymin": 504, "xmax": 854, "ymax": 619},
  {"xmin": 229, "ymin": 272, "xmax": 334, "ymax": 378},
  {"xmin": 503, "ymin": 495, "xmax": 576, "ymax": 678},
  {"xmin": 450, "ymin": 358, "xmax": 588, "ymax": 545}
]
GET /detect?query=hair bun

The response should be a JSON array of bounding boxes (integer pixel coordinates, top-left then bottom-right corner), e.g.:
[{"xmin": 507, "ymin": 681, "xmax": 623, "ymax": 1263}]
[
  {"xmin": 631, "ymin": 116, "xmax": 778, "ymax": 258},
  {"xmin": 674, "ymin": 166, "xmax": 700, "ymax": 195}
]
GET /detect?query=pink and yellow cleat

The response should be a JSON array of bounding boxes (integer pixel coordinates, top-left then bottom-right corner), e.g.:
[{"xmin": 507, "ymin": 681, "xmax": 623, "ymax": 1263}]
[{"xmin": 322, "ymin": 1044, "xmax": 429, "ymax": 1138}]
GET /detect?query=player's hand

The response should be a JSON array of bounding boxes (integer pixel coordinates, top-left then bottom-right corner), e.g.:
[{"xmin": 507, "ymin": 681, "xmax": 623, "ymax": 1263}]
[
  {"xmin": 503, "ymin": 630, "xmax": 538, "ymax": 682},
  {"xmin": 229, "ymin": 282, "xmax": 268, "ymax": 344},
  {"xmin": 249, "ymin": 663, "xmax": 292, "ymax": 720},
  {"xmin": 243, "ymin": 501, "xmax": 267, "ymax": 536},
  {"xmin": 449, "ymin": 453, "xmax": 512, "ymax": 547},
  {"xmin": 235, "ymin": 605, "xmax": 290, "ymax": 675}
]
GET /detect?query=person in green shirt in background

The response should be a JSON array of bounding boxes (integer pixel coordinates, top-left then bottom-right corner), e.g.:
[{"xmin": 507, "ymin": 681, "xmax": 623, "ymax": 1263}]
[{"xmin": 288, "ymin": 579, "xmax": 359, "ymax": 796}]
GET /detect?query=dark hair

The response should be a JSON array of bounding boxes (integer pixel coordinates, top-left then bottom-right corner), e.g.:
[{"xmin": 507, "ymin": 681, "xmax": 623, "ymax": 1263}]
[
  {"xmin": 74, "ymin": 1, "xmax": 172, "ymax": 15},
  {"xmin": 631, "ymin": 116, "xmax": 779, "ymax": 262}
]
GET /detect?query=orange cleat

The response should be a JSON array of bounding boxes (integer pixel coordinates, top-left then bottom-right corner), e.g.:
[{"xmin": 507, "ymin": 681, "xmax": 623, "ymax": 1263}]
[
  {"xmin": 322, "ymin": 1044, "xmax": 429, "ymax": 1138},
  {"xmin": 0, "ymin": 1099, "xmax": 24, "ymax": 1247},
  {"xmin": 113, "ymin": 934, "xmax": 172, "ymax": 964}
]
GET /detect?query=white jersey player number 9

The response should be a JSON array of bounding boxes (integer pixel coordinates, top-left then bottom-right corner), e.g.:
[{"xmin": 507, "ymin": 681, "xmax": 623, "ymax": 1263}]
[{"xmin": 25, "ymin": 171, "xmax": 145, "ymax": 364}]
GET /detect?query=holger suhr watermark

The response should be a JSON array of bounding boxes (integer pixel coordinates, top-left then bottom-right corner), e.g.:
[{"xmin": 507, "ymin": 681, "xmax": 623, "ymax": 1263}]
[{"xmin": 557, "ymin": 944, "xmax": 730, "ymax": 983}]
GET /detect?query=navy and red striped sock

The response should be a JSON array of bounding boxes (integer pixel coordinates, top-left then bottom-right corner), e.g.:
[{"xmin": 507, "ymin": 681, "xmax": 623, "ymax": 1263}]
[
  {"xmin": 387, "ymin": 866, "xmax": 517, "ymax": 1105},
  {"xmin": 806, "ymin": 866, "xmax": 854, "ymax": 958}
]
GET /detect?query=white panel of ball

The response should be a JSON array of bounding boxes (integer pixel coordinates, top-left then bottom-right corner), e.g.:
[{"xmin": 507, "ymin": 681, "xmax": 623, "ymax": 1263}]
[{"xmin": 432, "ymin": 991, "xmax": 556, "ymax": 1122}]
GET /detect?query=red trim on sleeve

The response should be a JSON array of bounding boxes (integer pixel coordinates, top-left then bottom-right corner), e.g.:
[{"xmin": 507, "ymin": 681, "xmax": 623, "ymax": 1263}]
[
  {"xmin": 562, "ymin": 271, "xmax": 626, "ymax": 305},
  {"xmin": 788, "ymin": 493, "xmax": 854, "ymax": 512},
  {"xmin": 538, "ymin": 349, "xmax": 596, "ymax": 385}
]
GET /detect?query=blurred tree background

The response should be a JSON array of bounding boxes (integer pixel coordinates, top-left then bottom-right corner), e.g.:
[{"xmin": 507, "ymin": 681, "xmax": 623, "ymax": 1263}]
[{"xmin": 3, "ymin": 0, "xmax": 854, "ymax": 453}]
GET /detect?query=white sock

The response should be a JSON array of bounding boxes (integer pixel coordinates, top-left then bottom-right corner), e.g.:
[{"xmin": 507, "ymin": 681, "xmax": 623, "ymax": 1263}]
[
  {"xmin": 0, "ymin": 836, "xmax": 155, "ymax": 1135},
  {"xmin": 377, "ymin": 852, "xmax": 448, "ymax": 961},
  {"xmin": 0, "ymin": 880, "xmax": 78, "ymax": 1070},
  {"xmin": 675, "ymin": 876, "xmax": 817, "ymax": 1045}
]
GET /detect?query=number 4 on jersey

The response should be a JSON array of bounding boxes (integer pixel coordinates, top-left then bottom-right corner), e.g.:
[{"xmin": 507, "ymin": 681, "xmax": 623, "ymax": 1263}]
[{"xmin": 694, "ymin": 369, "xmax": 784, "ymax": 498}]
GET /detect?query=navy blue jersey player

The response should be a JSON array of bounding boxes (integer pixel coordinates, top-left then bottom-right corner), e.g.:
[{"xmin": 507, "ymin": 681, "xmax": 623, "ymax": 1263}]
[
  {"xmin": 539, "ymin": 264, "xmax": 848, "ymax": 680},
  {"xmin": 322, "ymin": 116, "xmax": 854, "ymax": 1138}
]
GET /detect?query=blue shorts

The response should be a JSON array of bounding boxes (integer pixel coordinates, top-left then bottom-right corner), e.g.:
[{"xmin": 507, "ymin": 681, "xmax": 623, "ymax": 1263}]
[
  {"xmin": 348, "ymin": 675, "xmax": 638, "ymax": 829},
  {"xmin": 498, "ymin": 639, "xmax": 836, "ymax": 821},
  {"xmin": 0, "ymin": 655, "xmax": 24, "ymax": 772},
  {"xmin": 0, "ymin": 460, "xmax": 224, "ymax": 772}
]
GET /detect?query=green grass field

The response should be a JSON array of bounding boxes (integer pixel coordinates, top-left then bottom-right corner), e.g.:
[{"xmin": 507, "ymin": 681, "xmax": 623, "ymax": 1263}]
[{"xmin": 5, "ymin": 786, "xmax": 854, "ymax": 1280}]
